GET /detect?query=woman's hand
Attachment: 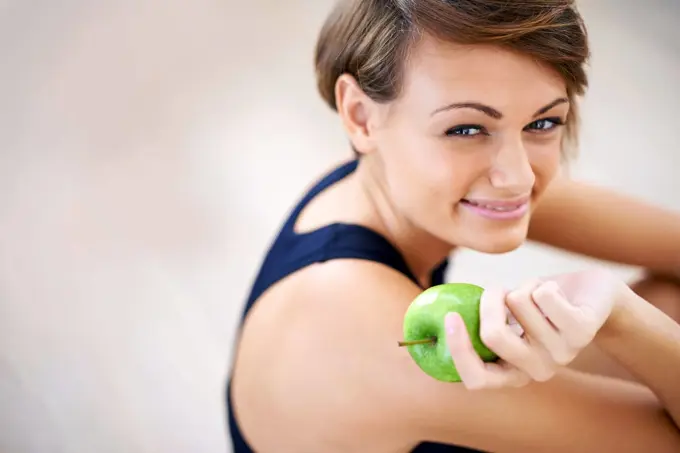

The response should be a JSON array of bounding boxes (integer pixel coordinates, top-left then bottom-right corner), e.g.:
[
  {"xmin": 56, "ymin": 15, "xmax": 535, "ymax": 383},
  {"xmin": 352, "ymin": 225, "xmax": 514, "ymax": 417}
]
[{"xmin": 445, "ymin": 269, "xmax": 624, "ymax": 390}]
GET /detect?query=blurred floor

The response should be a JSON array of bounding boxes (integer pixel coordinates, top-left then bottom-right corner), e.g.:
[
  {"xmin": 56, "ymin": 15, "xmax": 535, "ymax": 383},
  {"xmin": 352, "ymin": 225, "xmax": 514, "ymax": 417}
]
[{"xmin": 0, "ymin": 1, "xmax": 678, "ymax": 452}]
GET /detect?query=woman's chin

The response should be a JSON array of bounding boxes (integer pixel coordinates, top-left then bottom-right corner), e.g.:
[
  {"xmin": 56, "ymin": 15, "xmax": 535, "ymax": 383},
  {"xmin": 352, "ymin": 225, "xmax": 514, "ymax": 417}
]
[{"xmin": 457, "ymin": 229, "xmax": 528, "ymax": 255}]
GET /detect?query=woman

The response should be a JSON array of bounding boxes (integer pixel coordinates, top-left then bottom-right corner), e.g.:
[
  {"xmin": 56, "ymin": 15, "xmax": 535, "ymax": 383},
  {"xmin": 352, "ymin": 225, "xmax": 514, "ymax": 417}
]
[{"xmin": 227, "ymin": 1, "xmax": 680, "ymax": 452}]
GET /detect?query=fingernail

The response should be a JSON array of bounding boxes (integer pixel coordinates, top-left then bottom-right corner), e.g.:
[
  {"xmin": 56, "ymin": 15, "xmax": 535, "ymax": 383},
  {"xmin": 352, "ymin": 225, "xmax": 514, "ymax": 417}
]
[{"xmin": 445, "ymin": 313, "xmax": 456, "ymax": 335}]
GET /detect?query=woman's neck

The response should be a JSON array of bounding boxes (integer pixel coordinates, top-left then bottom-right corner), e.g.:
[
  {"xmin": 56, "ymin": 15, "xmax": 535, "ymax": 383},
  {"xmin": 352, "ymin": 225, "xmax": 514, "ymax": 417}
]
[{"xmin": 352, "ymin": 157, "xmax": 454, "ymax": 287}]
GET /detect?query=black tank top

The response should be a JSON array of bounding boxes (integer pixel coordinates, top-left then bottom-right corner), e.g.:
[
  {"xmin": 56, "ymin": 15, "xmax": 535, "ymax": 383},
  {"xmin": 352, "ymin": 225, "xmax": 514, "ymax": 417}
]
[{"xmin": 226, "ymin": 159, "xmax": 485, "ymax": 453}]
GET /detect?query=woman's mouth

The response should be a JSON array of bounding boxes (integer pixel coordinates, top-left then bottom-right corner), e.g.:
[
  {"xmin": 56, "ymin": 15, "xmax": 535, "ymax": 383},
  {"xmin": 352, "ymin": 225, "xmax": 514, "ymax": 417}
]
[{"xmin": 460, "ymin": 198, "xmax": 530, "ymax": 220}]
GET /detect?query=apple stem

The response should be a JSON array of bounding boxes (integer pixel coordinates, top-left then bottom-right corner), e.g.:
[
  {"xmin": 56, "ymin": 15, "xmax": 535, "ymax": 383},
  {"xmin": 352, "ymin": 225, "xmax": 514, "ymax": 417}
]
[{"xmin": 397, "ymin": 336, "xmax": 437, "ymax": 347}]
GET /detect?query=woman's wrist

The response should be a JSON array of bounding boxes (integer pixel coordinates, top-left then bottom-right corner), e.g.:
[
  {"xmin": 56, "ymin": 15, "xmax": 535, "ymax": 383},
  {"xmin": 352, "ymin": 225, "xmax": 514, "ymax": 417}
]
[{"xmin": 596, "ymin": 280, "xmax": 637, "ymax": 344}]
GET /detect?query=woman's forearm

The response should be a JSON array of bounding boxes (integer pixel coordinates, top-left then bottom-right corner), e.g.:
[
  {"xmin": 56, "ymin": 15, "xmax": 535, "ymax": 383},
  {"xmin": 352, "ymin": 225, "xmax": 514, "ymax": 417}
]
[
  {"xmin": 597, "ymin": 284, "xmax": 680, "ymax": 428},
  {"xmin": 528, "ymin": 178, "xmax": 680, "ymax": 277}
]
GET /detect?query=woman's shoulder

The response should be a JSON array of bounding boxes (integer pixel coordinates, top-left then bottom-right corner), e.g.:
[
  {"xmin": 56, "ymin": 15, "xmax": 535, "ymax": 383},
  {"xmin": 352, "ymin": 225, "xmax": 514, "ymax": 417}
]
[
  {"xmin": 230, "ymin": 259, "xmax": 424, "ymax": 450},
  {"xmin": 234, "ymin": 257, "xmax": 422, "ymax": 398},
  {"xmin": 244, "ymin": 257, "xmax": 421, "ymax": 341}
]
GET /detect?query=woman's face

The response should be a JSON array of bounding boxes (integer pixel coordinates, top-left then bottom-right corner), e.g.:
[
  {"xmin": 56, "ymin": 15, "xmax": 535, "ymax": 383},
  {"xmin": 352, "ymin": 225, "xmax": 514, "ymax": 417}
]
[{"xmin": 364, "ymin": 36, "xmax": 569, "ymax": 254}]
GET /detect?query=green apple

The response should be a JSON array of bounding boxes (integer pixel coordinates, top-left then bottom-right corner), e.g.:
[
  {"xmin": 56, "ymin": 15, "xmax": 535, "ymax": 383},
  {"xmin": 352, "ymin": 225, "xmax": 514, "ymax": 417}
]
[{"xmin": 398, "ymin": 283, "xmax": 498, "ymax": 382}]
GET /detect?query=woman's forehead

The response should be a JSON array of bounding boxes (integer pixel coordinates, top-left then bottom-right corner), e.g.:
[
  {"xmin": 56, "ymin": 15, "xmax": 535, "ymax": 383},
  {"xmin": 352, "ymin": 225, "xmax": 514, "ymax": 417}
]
[{"xmin": 400, "ymin": 35, "xmax": 568, "ymax": 110}]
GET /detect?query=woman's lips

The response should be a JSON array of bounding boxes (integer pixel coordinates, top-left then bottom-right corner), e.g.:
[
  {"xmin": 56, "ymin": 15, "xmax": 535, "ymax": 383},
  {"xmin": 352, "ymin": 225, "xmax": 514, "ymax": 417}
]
[{"xmin": 460, "ymin": 197, "xmax": 530, "ymax": 220}]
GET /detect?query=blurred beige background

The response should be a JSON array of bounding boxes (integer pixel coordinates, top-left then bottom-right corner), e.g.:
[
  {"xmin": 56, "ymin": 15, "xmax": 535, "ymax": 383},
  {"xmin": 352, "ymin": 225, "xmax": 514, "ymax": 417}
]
[{"xmin": 1, "ymin": 1, "xmax": 678, "ymax": 452}]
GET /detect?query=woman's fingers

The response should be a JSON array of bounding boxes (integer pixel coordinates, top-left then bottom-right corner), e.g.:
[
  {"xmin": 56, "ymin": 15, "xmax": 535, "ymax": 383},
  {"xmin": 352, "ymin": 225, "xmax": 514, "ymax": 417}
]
[
  {"xmin": 531, "ymin": 281, "xmax": 580, "ymax": 330},
  {"xmin": 444, "ymin": 280, "xmax": 586, "ymax": 390},
  {"xmin": 479, "ymin": 287, "xmax": 528, "ymax": 354},
  {"xmin": 479, "ymin": 285, "xmax": 554, "ymax": 381},
  {"xmin": 532, "ymin": 281, "xmax": 593, "ymax": 351},
  {"xmin": 507, "ymin": 281, "xmax": 574, "ymax": 368},
  {"xmin": 505, "ymin": 280, "xmax": 547, "ymax": 331},
  {"xmin": 445, "ymin": 312, "xmax": 530, "ymax": 389},
  {"xmin": 486, "ymin": 361, "xmax": 532, "ymax": 388},
  {"xmin": 445, "ymin": 312, "xmax": 487, "ymax": 388}
]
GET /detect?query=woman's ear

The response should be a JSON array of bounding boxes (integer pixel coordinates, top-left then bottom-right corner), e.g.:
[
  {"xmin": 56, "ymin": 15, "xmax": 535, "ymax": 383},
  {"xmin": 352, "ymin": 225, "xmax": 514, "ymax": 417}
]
[{"xmin": 334, "ymin": 74, "xmax": 380, "ymax": 155}]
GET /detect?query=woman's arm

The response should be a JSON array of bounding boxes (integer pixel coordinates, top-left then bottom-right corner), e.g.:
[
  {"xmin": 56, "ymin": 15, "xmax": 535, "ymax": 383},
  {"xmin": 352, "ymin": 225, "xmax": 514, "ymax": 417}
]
[
  {"xmin": 397, "ymin": 369, "xmax": 679, "ymax": 453},
  {"xmin": 528, "ymin": 176, "xmax": 680, "ymax": 278},
  {"xmin": 545, "ymin": 269, "xmax": 680, "ymax": 425},
  {"xmin": 340, "ymin": 264, "xmax": 680, "ymax": 453},
  {"xmin": 595, "ymin": 282, "xmax": 680, "ymax": 427}
]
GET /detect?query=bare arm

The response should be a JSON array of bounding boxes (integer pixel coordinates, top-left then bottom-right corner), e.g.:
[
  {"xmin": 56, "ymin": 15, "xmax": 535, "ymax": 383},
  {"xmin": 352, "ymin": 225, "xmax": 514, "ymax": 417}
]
[
  {"xmin": 399, "ymin": 369, "xmax": 679, "ymax": 453},
  {"xmin": 342, "ymin": 264, "xmax": 680, "ymax": 453},
  {"xmin": 596, "ymin": 283, "xmax": 680, "ymax": 427},
  {"xmin": 528, "ymin": 176, "xmax": 680, "ymax": 277}
]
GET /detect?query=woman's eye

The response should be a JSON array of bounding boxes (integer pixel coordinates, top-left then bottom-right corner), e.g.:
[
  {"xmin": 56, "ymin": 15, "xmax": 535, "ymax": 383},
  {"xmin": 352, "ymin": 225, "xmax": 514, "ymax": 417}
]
[
  {"xmin": 525, "ymin": 117, "xmax": 564, "ymax": 132},
  {"xmin": 445, "ymin": 125, "xmax": 485, "ymax": 137}
]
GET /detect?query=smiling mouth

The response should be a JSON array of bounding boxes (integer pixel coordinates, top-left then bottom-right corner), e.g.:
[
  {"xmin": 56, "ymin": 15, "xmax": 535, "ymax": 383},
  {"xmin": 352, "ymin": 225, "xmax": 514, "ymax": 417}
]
[
  {"xmin": 460, "ymin": 198, "xmax": 530, "ymax": 220},
  {"xmin": 463, "ymin": 199, "xmax": 527, "ymax": 211}
]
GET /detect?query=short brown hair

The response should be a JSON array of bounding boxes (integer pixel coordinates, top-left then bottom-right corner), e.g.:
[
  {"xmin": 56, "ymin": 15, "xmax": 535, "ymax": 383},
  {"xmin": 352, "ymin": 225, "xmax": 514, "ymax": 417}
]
[{"xmin": 314, "ymin": 0, "xmax": 590, "ymax": 158}]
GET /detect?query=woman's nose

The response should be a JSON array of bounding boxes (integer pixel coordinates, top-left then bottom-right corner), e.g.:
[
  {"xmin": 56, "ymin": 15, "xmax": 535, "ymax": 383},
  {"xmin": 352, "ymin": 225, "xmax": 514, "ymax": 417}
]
[{"xmin": 489, "ymin": 141, "xmax": 535, "ymax": 194}]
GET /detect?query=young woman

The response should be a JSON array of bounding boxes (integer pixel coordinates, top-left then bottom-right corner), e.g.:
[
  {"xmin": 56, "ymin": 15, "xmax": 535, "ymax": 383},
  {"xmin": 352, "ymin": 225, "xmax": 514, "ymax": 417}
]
[{"xmin": 226, "ymin": 1, "xmax": 680, "ymax": 452}]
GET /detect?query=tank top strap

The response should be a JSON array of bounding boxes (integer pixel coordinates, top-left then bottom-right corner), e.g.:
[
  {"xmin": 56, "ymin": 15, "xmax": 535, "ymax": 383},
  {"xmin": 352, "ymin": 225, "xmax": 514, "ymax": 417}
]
[{"xmin": 243, "ymin": 159, "xmax": 449, "ymax": 314}]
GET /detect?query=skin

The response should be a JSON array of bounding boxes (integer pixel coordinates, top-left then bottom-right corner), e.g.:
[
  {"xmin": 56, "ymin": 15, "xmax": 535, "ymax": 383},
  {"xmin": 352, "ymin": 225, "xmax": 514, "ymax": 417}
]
[
  {"xmin": 229, "ymin": 34, "xmax": 680, "ymax": 452},
  {"xmin": 336, "ymin": 39, "xmax": 567, "ymax": 285}
]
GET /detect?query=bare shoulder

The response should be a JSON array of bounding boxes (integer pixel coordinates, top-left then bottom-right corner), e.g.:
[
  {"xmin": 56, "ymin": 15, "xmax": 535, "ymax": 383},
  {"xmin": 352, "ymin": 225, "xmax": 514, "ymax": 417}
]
[{"xmin": 229, "ymin": 259, "xmax": 424, "ymax": 451}]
